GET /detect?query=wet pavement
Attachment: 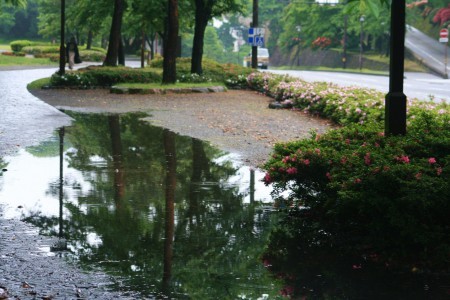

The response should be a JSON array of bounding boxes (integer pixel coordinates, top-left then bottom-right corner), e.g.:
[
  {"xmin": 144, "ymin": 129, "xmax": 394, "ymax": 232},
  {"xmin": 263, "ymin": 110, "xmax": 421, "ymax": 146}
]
[
  {"xmin": 0, "ymin": 68, "xmax": 283, "ymax": 299},
  {"xmin": 0, "ymin": 68, "xmax": 134, "ymax": 299},
  {"xmin": 0, "ymin": 68, "xmax": 72, "ymax": 157}
]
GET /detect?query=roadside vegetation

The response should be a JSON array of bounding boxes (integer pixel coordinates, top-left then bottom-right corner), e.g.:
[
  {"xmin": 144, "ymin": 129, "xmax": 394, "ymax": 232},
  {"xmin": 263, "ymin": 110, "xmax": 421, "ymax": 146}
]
[{"xmin": 246, "ymin": 72, "xmax": 450, "ymax": 297}]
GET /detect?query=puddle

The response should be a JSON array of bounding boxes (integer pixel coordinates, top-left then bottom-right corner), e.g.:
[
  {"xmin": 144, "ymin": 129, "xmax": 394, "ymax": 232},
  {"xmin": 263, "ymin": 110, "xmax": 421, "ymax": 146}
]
[{"xmin": 0, "ymin": 112, "xmax": 282, "ymax": 298}]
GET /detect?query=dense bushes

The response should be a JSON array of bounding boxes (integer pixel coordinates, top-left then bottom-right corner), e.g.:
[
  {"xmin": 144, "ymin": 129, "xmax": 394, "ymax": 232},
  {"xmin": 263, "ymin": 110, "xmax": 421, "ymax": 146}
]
[
  {"xmin": 49, "ymin": 57, "xmax": 252, "ymax": 89},
  {"xmin": 150, "ymin": 57, "xmax": 253, "ymax": 88},
  {"xmin": 50, "ymin": 66, "xmax": 162, "ymax": 88},
  {"xmin": 10, "ymin": 40, "xmax": 35, "ymax": 52},
  {"xmin": 256, "ymin": 70, "xmax": 450, "ymax": 271}
]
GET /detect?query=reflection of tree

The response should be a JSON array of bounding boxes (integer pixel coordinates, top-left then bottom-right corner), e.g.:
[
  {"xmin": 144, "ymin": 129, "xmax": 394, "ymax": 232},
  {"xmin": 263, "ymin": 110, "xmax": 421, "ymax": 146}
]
[
  {"xmin": 162, "ymin": 129, "xmax": 176, "ymax": 294},
  {"xmin": 21, "ymin": 112, "xmax": 282, "ymax": 298},
  {"xmin": 108, "ymin": 115, "xmax": 125, "ymax": 202},
  {"xmin": 263, "ymin": 209, "xmax": 450, "ymax": 299}
]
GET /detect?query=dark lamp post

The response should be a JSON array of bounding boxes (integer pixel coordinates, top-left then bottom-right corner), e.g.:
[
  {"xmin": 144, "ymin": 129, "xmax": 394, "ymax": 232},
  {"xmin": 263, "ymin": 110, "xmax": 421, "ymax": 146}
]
[
  {"xmin": 359, "ymin": 15, "xmax": 365, "ymax": 71},
  {"xmin": 296, "ymin": 25, "xmax": 301, "ymax": 66},
  {"xmin": 58, "ymin": 0, "xmax": 66, "ymax": 75}
]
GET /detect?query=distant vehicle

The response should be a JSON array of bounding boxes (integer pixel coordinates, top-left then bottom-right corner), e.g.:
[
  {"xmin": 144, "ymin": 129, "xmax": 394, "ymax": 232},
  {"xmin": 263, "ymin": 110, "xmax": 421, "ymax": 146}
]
[{"xmin": 243, "ymin": 47, "xmax": 269, "ymax": 69}]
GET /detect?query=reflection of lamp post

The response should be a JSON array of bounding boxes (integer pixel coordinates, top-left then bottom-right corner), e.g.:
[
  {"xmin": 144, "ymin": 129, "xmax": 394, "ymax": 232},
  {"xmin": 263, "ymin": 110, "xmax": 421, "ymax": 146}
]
[
  {"xmin": 296, "ymin": 25, "xmax": 301, "ymax": 66},
  {"xmin": 359, "ymin": 15, "xmax": 365, "ymax": 71}
]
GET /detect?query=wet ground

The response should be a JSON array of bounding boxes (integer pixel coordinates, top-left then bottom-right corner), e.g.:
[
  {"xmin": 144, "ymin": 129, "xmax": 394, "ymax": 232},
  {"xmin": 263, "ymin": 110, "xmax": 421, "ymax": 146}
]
[{"xmin": 0, "ymin": 67, "xmax": 332, "ymax": 299}]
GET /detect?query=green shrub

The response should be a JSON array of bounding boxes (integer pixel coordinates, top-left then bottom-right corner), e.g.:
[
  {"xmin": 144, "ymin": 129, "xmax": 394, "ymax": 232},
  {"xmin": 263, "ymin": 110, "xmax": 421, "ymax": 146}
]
[
  {"xmin": 10, "ymin": 40, "xmax": 34, "ymax": 52},
  {"xmin": 34, "ymin": 53, "xmax": 59, "ymax": 62},
  {"xmin": 50, "ymin": 72, "xmax": 94, "ymax": 88},
  {"xmin": 247, "ymin": 72, "xmax": 447, "ymax": 125},
  {"xmin": 50, "ymin": 66, "xmax": 162, "ymax": 88},
  {"xmin": 263, "ymin": 111, "xmax": 450, "ymax": 270},
  {"xmin": 22, "ymin": 45, "xmax": 60, "ymax": 55},
  {"xmin": 149, "ymin": 57, "xmax": 253, "ymax": 88},
  {"xmin": 1, "ymin": 51, "xmax": 25, "ymax": 57},
  {"xmin": 79, "ymin": 50, "xmax": 105, "ymax": 62}
]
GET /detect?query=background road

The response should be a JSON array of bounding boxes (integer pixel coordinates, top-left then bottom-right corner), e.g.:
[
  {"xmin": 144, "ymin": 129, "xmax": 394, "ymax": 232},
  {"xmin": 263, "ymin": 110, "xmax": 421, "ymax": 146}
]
[
  {"xmin": 268, "ymin": 70, "xmax": 450, "ymax": 103},
  {"xmin": 406, "ymin": 26, "xmax": 449, "ymax": 78}
]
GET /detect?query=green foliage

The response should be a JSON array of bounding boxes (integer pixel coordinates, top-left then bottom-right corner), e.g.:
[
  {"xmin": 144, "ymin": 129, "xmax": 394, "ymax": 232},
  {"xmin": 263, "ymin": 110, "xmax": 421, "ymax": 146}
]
[
  {"xmin": 247, "ymin": 72, "xmax": 448, "ymax": 126},
  {"xmin": 79, "ymin": 50, "xmax": 106, "ymax": 62},
  {"xmin": 150, "ymin": 57, "xmax": 254, "ymax": 88},
  {"xmin": 50, "ymin": 72, "xmax": 94, "ymax": 88},
  {"xmin": 50, "ymin": 66, "xmax": 162, "ymax": 88},
  {"xmin": 263, "ymin": 109, "xmax": 450, "ymax": 270},
  {"xmin": 22, "ymin": 44, "xmax": 59, "ymax": 54},
  {"xmin": 9, "ymin": 39, "xmax": 34, "ymax": 52}
]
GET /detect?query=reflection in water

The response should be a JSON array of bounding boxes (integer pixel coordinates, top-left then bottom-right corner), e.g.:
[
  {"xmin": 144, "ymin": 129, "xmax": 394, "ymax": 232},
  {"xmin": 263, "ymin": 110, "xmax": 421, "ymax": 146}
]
[
  {"xmin": 1, "ymin": 112, "xmax": 447, "ymax": 298},
  {"xmin": 0, "ymin": 112, "xmax": 280, "ymax": 299},
  {"xmin": 162, "ymin": 129, "xmax": 176, "ymax": 293}
]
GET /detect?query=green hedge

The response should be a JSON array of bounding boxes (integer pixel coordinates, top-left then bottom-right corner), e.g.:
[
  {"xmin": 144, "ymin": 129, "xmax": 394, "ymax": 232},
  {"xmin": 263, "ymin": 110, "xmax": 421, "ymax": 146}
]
[
  {"xmin": 149, "ymin": 57, "xmax": 253, "ymax": 88},
  {"xmin": 50, "ymin": 66, "xmax": 162, "ymax": 88},
  {"xmin": 10, "ymin": 40, "xmax": 35, "ymax": 52},
  {"xmin": 22, "ymin": 45, "xmax": 60, "ymax": 55}
]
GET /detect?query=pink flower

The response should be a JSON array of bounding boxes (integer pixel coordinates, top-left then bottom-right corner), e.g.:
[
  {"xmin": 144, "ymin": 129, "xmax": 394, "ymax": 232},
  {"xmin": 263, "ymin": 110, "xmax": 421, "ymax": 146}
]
[
  {"xmin": 396, "ymin": 155, "xmax": 410, "ymax": 164},
  {"xmin": 428, "ymin": 157, "xmax": 436, "ymax": 165},
  {"xmin": 326, "ymin": 172, "xmax": 332, "ymax": 180},
  {"xmin": 437, "ymin": 167, "xmax": 443, "ymax": 176},
  {"xmin": 263, "ymin": 173, "xmax": 272, "ymax": 184},
  {"xmin": 364, "ymin": 153, "xmax": 371, "ymax": 166},
  {"xmin": 354, "ymin": 178, "xmax": 362, "ymax": 184},
  {"xmin": 303, "ymin": 159, "xmax": 310, "ymax": 166},
  {"xmin": 415, "ymin": 172, "xmax": 422, "ymax": 180},
  {"xmin": 315, "ymin": 148, "xmax": 321, "ymax": 155},
  {"xmin": 345, "ymin": 139, "xmax": 351, "ymax": 145},
  {"xmin": 286, "ymin": 167, "xmax": 298, "ymax": 175}
]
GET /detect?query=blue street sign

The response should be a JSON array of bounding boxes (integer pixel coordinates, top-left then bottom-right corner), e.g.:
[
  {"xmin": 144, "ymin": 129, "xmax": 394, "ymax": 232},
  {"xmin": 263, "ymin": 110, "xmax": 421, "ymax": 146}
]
[
  {"xmin": 248, "ymin": 28, "xmax": 254, "ymax": 35},
  {"xmin": 255, "ymin": 36, "xmax": 264, "ymax": 47},
  {"xmin": 248, "ymin": 37, "xmax": 254, "ymax": 44}
]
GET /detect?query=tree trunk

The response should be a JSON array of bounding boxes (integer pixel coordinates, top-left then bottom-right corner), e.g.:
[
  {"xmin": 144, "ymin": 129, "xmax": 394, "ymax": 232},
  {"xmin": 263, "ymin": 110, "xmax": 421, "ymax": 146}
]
[
  {"xmin": 191, "ymin": 5, "xmax": 210, "ymax": 75},
  {"xmin": 162, "ymin": 0, "xmax": 179, "ymax": 84},
  {"xmin": 118, "ymin": 38, "xmax": 125, "ymax": 65},
  {"xmin": 103, "ymin": 0, "xmax": 124, "ymax": 66},
  {"xmin": 86, "ymin": 30, "xmax": 93, "ymax": 50}
]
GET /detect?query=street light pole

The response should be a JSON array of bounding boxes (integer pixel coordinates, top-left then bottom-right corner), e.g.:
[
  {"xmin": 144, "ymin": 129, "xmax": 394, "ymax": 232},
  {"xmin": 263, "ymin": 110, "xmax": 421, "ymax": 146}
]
[
  {"xmin": 385, "ymin": 0, "xmax": 407, "ymax": 135},
  {"xmin": 359, "ymin": 15, "xmax": 364, "ymax": 71},
  {"xmin": 58, "ymin": 0, "xmax": 65, "ymax": 75},
  {"xmin": 296, "ymin": 25, "xmax": 301, "ymax": 66},
  {"xmin": 342, "ymin": 14, "xmax": 348, "ymax": 69},
  {"xmin": 251, "ymin": 0, "xmax": 258, "ymax": 69}
]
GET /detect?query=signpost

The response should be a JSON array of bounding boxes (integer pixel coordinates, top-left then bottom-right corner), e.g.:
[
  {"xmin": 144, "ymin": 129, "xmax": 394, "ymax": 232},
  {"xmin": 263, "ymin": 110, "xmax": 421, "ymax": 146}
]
[
  {"xmin": 439, "ymin": 28, "xmax": 448, "ymax": 79},
  {"xmin": 248, "ymin": 28, "xmax": 265, "ymax": 47}
]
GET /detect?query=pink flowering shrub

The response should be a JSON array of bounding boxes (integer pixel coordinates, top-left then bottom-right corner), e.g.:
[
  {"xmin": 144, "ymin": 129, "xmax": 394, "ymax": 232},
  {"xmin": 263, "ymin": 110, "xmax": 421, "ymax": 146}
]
[
  {"xmin": 263, "ymin": 111, "xmax": 450, "ymax": 271},
  {"xmin": 247, "ymin": 72, "xmax": 448, "ymax": 126}
]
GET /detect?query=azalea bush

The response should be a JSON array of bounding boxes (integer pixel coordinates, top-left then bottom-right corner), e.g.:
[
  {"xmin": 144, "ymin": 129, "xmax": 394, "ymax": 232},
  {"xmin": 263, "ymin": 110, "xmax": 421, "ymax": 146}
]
[
  {"xmin": 247, "ymin": 72, "xmax": 448, "ymax": 126},
  {"xmin": 50, "ymin": 72, "xmax": 93, "ymax": 89},
  {"xmin": 263, "ymin": 110, "xmax": 450, "ymax": 269}
]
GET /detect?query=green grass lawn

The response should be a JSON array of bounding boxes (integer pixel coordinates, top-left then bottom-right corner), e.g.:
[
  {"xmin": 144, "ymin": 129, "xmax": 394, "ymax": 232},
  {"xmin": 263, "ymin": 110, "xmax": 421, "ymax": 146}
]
[{"xmin": 0, "ymin": 53, "xmax": 55, "ymax": 66}]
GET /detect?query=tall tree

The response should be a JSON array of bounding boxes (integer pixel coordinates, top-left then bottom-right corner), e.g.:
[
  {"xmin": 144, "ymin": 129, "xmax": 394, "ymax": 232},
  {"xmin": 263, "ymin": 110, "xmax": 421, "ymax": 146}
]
[
  {"xmin": 103, "ymin": 0, "xmax": 125, "ymax": 66},
  {"xmin": 162, "ymin": 0, "xmax": 179, "ymax": 83},
  {"xmin": 190, "ymin": 0, "xmax": 243, "ymax": 75}
]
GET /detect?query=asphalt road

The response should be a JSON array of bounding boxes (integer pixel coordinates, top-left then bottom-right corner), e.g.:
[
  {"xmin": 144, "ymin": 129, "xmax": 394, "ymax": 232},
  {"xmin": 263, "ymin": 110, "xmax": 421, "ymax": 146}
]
[
  {"xmin": 406, "ymin": 26, "xmax": 449, "ymax": 78},
  {"xmin": 267, "ymin": 69, "xmax": 450, "ymax": 103},
  {"xmin": 0, "ymin": 68, "xmax": 72, "ymax": 156}
]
